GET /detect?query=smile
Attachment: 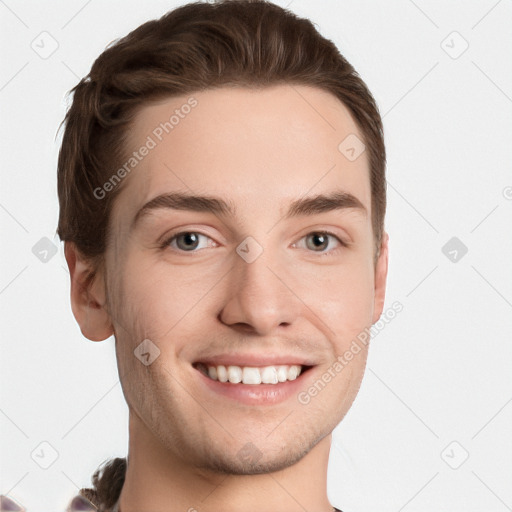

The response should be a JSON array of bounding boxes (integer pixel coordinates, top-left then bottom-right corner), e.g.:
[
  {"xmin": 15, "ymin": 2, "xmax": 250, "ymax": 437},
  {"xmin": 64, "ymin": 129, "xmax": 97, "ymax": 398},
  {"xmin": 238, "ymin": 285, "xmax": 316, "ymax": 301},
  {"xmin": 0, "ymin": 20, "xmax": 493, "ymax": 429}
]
[
  {"xmin": 192, "ymin": 361, "xmax": 315, "ymax": 405},
  {"xmin": 195, "ymin": 363, "xmax": 308, "ymax": 385}
]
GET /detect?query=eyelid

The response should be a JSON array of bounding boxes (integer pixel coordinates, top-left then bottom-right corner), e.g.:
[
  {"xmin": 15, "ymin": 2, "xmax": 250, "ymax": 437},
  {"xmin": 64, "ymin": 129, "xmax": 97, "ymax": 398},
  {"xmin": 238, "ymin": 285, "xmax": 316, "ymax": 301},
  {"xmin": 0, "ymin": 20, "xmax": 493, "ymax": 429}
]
[
  {"xmin": 295, "ymin": 225, "xmax": 352, "ymax": 244},
  {"xmin": 160, "ymin": 229, "xmax": 218, "ymax": 252},
  {"xmin": 291, "ymin": 230, "xmax": 349, "ymax": 254},
  {"xmin": 158, "ymin": 224, "xmax": 221, "ymax": 245}
]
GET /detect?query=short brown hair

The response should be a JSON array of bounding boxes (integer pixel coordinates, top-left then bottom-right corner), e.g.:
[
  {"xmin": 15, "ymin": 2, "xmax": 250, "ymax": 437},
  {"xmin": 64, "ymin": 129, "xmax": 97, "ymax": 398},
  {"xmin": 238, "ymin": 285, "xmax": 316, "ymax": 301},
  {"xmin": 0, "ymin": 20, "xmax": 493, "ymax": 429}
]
[
  {"xmin": 58, "ymin": 1, "xmax": 386, "ymax": 507},
  {"xmin": 56, "ymin": 0, "xmax": 386, "ymax": 273}
]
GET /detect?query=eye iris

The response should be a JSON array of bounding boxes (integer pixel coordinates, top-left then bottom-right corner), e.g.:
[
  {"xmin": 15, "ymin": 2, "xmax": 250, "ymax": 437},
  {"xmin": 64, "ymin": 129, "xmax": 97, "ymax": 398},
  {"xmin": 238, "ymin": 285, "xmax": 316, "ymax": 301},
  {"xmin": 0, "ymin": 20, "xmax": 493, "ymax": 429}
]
[
  {"xmin": 177, "ymin": 232, "xmax": 199, "ymax": 251},
  {"xmin": 307, "ymin": 233, "xmax": 328, "ymax": 251}
]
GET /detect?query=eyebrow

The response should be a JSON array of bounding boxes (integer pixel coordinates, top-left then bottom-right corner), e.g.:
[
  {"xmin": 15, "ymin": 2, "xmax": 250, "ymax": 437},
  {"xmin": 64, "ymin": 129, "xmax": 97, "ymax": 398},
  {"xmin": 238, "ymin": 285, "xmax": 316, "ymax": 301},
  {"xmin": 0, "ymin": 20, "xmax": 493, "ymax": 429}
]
[{"xmin": 131, "ymin": 189, "xmax": 367, "ymax": 231}]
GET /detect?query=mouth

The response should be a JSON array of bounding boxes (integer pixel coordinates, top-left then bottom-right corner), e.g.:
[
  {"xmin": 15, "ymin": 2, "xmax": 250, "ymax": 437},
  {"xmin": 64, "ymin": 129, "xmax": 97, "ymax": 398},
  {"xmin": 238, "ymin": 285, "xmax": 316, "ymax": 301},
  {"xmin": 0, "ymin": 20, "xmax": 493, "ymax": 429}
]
[
  {"xmin": 191, "ymin": 360, "xmax": 316, "ymax": 405},
  {"xmin": 193, "ymin": 362, "xmax": 313, "ymax": 385}
]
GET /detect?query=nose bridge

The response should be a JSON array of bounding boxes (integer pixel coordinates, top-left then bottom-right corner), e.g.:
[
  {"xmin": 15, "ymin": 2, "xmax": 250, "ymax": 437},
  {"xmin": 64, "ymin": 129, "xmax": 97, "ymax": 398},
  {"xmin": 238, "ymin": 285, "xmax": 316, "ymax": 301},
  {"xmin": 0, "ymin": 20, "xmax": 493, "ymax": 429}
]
[{"xmin": 219, "ymin": 237, "xmax": 300, "ymax": 335}]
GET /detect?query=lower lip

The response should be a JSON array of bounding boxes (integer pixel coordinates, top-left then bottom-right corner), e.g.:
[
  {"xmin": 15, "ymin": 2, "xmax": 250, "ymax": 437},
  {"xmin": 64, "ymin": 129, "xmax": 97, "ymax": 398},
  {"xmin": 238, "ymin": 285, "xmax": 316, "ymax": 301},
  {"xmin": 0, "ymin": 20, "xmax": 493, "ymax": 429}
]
[{"xmin": 194, "ymin": 366, "xmax": 314, "ymax": 405}]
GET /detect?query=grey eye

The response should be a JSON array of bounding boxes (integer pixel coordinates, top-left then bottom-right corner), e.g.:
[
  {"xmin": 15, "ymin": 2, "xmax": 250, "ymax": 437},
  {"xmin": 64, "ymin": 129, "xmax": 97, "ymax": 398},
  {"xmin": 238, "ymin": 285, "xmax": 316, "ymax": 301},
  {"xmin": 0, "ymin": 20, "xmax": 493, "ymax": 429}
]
[
  {"xmin": 175, "ymin": 232, "xmax": 201, "ymax": 251},
  {"xmin": 305, "ymin": 232, "xmax": 330, "ymax": 251}
]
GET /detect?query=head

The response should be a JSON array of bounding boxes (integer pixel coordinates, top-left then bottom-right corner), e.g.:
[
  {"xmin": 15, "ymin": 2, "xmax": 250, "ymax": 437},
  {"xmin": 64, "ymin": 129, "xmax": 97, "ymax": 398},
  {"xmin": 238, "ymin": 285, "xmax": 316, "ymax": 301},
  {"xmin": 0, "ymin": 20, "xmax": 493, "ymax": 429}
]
[{"xmin": 57, "ymin": 0, "xmax": 387, "ymax": 506}]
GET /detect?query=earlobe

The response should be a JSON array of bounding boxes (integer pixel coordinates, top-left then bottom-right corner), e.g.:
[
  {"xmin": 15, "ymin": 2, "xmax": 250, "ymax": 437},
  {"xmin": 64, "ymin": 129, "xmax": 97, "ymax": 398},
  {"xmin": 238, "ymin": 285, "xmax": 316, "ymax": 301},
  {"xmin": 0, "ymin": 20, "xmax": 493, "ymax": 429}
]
[
  {"xmin": 372, "ymin": 231, "xmax": 389, "ymax": 324},
  {"xmin": 64, "ymin": 241, "xmax": 114, "ymax": 342}
]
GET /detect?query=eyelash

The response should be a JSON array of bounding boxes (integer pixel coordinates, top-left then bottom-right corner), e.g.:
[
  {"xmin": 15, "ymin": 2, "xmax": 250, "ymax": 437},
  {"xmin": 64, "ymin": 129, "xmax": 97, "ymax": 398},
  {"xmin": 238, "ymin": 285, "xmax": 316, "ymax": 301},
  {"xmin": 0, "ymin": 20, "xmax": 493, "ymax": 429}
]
[{"xmin": 160, "ymin": 230, "xmax": 348, "ymax": 256}]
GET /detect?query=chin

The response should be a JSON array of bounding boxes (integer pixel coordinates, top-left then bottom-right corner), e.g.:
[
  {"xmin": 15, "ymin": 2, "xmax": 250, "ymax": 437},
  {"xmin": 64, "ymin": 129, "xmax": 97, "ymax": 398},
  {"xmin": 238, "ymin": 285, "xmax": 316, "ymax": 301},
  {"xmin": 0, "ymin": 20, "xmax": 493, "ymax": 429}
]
[
  {"xmin": 194, "ymin": 426, "xmax": 327, "ymax": 476},
  {"xmin": 198, "ymin": 447, "xmax": 309, "ymax": 475}
]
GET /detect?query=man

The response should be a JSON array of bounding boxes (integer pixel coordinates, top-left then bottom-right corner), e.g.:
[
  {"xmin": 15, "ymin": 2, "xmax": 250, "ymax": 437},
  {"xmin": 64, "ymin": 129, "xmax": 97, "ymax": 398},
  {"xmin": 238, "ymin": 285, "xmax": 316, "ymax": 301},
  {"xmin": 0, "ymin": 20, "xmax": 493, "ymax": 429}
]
[{"xmin": 57, "ymin": 1, "xmax": 388, "ymax": 510}]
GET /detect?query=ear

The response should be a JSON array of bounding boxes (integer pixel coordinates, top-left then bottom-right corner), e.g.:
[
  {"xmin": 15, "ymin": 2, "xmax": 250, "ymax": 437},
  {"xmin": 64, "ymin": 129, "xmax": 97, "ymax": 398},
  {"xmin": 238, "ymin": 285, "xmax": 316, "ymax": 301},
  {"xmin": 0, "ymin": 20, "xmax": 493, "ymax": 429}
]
[
  {"xmin": 64, "ymin": 241, "xmax": 114, "ymax": 342},
  {"xmin": 372, "ymin": 231, "xmax": 389, "ymax": 324}
]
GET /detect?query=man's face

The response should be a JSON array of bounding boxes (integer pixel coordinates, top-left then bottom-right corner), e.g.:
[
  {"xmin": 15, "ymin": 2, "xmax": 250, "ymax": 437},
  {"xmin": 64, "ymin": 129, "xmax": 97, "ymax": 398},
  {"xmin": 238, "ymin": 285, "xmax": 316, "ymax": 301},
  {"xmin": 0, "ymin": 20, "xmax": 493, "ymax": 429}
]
[{"xmin": 104, "ymin": 85, "xmax": 387, "ymax": 474}]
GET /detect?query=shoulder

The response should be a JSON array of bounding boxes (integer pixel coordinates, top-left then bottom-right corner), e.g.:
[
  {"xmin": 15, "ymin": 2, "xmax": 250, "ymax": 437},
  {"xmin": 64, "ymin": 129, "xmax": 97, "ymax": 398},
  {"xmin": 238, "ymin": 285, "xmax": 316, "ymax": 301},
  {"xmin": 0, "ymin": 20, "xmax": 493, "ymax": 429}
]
[
  {"xmin": 66, "ymin": 494, "xmax": 97, "ymax": 511},
  {"xmin": 67, "ymin": 492, "xmax": 120, "ymax": 512}
]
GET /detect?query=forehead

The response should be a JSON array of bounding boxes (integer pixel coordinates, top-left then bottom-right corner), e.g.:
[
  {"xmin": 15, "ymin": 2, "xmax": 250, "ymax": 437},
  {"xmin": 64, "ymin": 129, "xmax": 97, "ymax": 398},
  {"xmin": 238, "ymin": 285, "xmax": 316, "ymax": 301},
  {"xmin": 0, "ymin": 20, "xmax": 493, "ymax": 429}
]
[{"xmin": 113, "ymin": 85, "xmax": 371, "ymax": 226}]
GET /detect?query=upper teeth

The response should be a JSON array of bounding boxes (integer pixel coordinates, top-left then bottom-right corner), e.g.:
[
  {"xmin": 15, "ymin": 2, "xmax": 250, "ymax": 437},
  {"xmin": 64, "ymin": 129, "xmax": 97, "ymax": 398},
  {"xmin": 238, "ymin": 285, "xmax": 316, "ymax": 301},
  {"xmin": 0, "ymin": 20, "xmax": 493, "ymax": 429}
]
[{"xmin": 202, "ymin": 364, "xmax": 302, "ymax": 384}]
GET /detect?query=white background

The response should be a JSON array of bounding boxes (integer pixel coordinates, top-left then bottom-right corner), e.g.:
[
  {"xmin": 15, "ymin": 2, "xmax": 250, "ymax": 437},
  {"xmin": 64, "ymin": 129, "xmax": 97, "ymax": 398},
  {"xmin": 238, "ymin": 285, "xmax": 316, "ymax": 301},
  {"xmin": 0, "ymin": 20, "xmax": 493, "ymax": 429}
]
[{"xmin": 1, "ymin": 1, "xmax": 511, "ymax": 511}]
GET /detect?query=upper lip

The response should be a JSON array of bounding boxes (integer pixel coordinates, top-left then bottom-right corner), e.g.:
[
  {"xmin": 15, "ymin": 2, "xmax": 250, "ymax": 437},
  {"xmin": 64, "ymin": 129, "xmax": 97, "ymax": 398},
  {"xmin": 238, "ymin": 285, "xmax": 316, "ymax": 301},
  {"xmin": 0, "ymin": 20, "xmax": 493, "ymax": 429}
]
[{"xmin": 194, "ymin": 353, "xmax": 316, "ymax": 367}]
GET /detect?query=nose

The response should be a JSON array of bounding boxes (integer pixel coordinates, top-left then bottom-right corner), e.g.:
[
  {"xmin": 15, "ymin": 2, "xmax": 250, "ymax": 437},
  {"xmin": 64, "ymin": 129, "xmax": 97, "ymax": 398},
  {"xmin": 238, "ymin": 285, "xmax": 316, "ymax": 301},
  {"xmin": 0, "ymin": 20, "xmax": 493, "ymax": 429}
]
[{"xmin": 218, "ymin": 245, "xmax": 301, "ymax": 336}]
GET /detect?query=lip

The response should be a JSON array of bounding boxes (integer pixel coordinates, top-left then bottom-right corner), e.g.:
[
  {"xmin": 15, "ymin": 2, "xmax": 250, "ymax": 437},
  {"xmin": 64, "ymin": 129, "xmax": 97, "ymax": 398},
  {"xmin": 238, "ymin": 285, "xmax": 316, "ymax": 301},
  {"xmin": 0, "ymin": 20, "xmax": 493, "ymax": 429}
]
[
  {"xmin": 193, "ymin": 363, "xmax": 315, "ymax": 405},
  {"xmin": 193, "ymin": 353, "xmax": 316, "ymax": 367}
]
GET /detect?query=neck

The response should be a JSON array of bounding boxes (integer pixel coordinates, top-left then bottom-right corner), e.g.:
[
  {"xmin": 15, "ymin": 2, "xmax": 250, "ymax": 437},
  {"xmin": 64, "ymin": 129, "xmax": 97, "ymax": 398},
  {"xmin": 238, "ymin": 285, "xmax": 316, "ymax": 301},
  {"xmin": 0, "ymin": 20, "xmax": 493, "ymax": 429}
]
[{"xmin": 118, "ymin": 412, "xmax": 334, "ymax": 512}]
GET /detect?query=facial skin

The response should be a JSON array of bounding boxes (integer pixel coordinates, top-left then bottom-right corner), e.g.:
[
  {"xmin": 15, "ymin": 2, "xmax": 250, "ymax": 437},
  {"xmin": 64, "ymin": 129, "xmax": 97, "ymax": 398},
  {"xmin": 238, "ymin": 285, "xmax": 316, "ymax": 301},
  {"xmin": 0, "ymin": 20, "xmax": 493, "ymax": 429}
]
[{"xmin": 66, "ymin": 85, "xmax": 388, "ymax": 512}]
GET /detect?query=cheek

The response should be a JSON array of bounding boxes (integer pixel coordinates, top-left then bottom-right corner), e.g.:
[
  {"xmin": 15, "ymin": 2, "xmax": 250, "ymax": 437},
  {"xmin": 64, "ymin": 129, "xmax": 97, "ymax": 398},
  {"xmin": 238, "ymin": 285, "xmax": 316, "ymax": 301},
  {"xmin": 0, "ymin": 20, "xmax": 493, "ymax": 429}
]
[
  {"xmin": 115, "ymin": 253, "xmax": 219, "ymax": 341},
  {"xmin": 297, "ymin": 260, "xmax": 375, "ymax": 335}
]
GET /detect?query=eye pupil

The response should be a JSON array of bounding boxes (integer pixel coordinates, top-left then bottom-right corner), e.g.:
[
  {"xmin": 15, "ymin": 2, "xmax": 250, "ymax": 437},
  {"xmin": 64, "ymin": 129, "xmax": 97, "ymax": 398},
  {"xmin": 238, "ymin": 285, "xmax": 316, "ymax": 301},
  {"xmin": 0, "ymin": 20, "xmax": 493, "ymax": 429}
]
[
  {"xmin": 307, "ymin": 233, "xmax": 328, "ymax": 251},
  {"xmin": 177, "ymin": 232, "xmax": 199, "ymax": 250}
]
